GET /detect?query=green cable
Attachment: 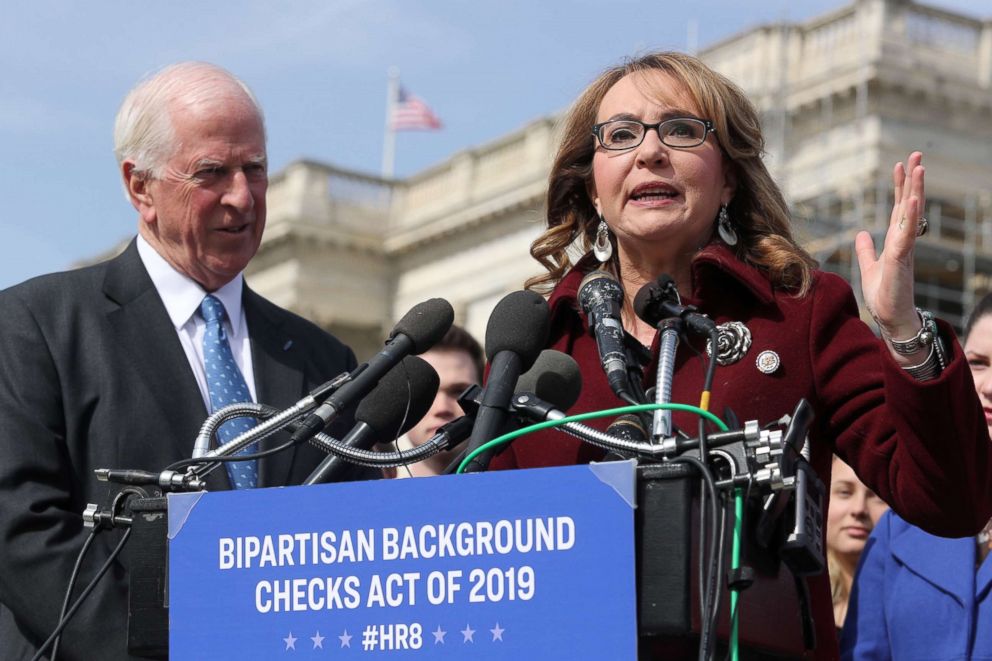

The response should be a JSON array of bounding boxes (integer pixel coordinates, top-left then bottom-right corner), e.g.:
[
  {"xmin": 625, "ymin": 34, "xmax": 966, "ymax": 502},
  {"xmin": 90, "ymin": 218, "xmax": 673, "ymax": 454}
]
[
  {"xmin": 457, "ymin": 401, "xmax": 737, "ymax": 657},
  {"xmin": 729, "ymin": 487, "xmax": 744, "ymax": 661},
  {"xmin": 456, "ymin": 402, "xmax": 728, "ymax": 474}
]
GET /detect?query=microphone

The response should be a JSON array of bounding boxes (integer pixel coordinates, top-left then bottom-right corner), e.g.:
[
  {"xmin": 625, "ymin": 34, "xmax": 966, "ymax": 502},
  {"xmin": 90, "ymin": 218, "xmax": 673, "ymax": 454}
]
[
  {"xmin": 94, "ymin": 468, "xmax": 205, "ymax": 491},
  {"xmin": 423, "ymin": 415, "xmax": 476, "ymax": 455},
  {"xmin": 460, "ymin": 290, "xmax": 550, "ymax": 473},
  {"xmin": 510, "ymin": 349, "xmax": 583, "ymax": 421},
  {"xmin": 290, "ymin": 298, "xmax": 453, "ymax": 445},
  {"xmin": 633, "ymin": 274, "xmax": 716, "ymax": 335},
  {"xmin": 602, "ymin": 414, "xmax": 647, "ymax": 461},
  {"xmin": 303, "ymin": 355, "xmax": 440, "ymax": 485},
  {"xmin": 578, "ymin": 270, "xmax": 632, "ymax": 400},
  {"xmin": 607, "ymin": 414, "xmax": 648, "ymax": 441},
  {"xmin": 444, "ymin": 349, "xmax": 582, "ymax": 475}
]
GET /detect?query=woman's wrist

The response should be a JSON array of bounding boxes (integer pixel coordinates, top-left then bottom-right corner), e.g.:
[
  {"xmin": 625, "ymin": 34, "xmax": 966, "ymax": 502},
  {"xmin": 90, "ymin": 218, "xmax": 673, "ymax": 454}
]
[
  {"xmin": 875, "ymin": 308, "xmax": 922, "ymax": 344},
  {"xmin": 882, "ymin": 309, "xmax": 933, "ymax": 352},
  {"xmin": 878, "ymin": 308, "xmax": 948, "ymax": 379}
]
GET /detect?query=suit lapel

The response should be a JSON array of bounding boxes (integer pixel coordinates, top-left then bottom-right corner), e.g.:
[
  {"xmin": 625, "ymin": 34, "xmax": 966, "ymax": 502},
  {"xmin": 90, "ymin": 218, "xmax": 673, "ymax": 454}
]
[
  {"xmin": 244, "ymin": 288, "xmax": 307, "ymax": 488},
  {"xmin": 890, "ymin": 522, "xmax": 975, "ymax": 608},
  {"xmin": 101, "ymin": 242, "xmax": 229, "ymax": 489}
]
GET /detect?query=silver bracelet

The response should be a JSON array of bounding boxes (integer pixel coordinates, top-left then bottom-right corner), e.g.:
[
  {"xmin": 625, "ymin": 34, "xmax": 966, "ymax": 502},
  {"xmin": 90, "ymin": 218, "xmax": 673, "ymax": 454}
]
[
  {"xmin": 880, "ymin": 308, "xmax": 948, "ymax": 381},
  {"xmin": 902, "ymin": 343, "xmax": 941, "ymax": 381},
  {"xmin": 885, "ymin": 308, "xmax": 936, "ymax": 356}
]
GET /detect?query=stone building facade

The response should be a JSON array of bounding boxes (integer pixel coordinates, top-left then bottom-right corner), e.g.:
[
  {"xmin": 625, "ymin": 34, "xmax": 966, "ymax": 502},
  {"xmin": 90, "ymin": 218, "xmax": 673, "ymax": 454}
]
[{"xmin": 248, "ymin": 0, "xmax": 992, "ymax": 359}]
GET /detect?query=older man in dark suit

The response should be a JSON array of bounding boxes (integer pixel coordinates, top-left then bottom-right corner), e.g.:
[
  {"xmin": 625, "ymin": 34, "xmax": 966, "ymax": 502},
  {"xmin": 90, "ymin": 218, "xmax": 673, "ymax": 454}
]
[{"xmin": 0, "ymin": 62, "xmax": 361, "ymax": 660}]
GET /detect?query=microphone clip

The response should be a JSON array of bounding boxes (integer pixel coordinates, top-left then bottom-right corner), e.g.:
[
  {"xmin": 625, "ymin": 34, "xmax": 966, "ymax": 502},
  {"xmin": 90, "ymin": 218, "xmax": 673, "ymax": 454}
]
[
  {"xmin": 83, "ymin": 485, "xmax": 151, "ymax": 531},
  {"xmin": 455, "ymin": 384, "xmax": 483, "ymax": 418},
  {"xmin": 635, "ymin": 275, "xmax": 716, "ymax": 336}
]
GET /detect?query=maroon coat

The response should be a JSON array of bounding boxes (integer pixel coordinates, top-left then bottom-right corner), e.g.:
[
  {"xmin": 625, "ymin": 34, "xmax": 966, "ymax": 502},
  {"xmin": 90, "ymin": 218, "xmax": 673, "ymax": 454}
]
[{"xmin": 491, "ymin": 244, "xmax": 992, "ymax": 659}]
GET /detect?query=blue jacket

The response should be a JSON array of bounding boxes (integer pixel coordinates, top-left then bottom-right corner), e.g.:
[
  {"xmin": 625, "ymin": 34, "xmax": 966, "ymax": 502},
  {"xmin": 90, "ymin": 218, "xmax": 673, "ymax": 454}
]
[{"xmin": 841, "ymin": 511, "xmax": 992, "ymax": 660}]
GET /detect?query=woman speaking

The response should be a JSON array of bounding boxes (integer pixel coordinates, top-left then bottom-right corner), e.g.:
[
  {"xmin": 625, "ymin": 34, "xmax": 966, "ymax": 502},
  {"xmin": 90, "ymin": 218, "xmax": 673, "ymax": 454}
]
[{"xmin": 489, "ymin": 51, "xmax": 991, "ymax": 658}]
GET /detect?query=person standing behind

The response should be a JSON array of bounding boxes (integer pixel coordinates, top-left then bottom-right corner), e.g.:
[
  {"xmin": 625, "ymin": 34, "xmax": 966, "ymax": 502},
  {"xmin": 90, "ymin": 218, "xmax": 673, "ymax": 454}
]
[
  {"xmin": 384, "ymin": 325, "xmax": 483, "ymax": 477},
  {"xmin": 826, "ymin": 456, "xmax": 889, "ymax": 632},
  {"xmin": 841, "ymin": 292, "xmax": 992, "ymax": 659},
  {"xmin": 0, "ymin": 62, "xmax": 360, "ymax": 660}
]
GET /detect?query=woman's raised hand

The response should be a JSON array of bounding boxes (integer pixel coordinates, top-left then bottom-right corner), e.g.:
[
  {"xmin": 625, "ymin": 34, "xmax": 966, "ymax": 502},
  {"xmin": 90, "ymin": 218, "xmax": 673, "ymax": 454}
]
[{"xmin": 855, "ymin": 151, "xmax": 927, "ymax": 352}]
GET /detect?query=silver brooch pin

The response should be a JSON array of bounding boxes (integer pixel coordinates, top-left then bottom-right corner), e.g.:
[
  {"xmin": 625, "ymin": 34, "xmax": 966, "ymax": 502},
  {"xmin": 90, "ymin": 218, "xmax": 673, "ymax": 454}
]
[
  {"xmin": 706, "ymin": 321, "xmax": 752, "ymax": 366},
  {"xmin": 756, "ymin": 350, "xmax": 780, "ymax": 374}
]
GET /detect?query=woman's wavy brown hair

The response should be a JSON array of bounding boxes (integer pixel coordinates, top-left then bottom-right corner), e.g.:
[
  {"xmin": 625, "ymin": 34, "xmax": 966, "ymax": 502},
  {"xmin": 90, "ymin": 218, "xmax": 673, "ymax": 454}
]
[{"xmin": 526, "ymin": 51, "xmax": 816, "ymax": 296}]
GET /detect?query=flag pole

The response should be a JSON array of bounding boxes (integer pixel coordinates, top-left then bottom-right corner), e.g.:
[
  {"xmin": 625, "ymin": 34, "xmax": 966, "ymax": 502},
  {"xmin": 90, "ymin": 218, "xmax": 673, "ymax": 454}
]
[{"xmin": 381, "ymin": 67, "xmax": 400, "ymax": 179}]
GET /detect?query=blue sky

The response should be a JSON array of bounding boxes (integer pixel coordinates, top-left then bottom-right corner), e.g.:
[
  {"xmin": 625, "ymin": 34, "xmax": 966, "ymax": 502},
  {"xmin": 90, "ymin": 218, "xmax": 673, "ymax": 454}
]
[{"xmin": 2, "ymin": 0, "xmax": 987, "ymax": 289}]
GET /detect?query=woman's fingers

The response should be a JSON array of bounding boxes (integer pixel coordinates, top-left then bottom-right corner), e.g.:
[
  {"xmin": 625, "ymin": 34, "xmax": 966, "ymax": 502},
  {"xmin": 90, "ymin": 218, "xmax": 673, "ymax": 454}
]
[
  {"xmin": 855, "ymin": 230, "xmax": 877, "ymax": 276},
  {"xmin": 890, "ymin": 162, "xmax": 905, "ymax": 225}
]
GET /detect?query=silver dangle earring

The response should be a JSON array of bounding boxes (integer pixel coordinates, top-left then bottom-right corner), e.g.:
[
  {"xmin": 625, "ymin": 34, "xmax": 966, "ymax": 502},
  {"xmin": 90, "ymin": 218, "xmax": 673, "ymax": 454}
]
[
  {"xmin": 592, "ymin": 217, "xmax": 613, "ymax": 263},
  {"xmin": 717, "ymin": 205, "xmax": 738, "ymax": 246}
]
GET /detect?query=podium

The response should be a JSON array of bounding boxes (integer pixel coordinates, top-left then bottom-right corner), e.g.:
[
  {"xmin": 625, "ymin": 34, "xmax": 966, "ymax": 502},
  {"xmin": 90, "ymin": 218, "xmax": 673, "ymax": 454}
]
[
  {"xmin": 126, "ymin": 461, "xmax": 812, "ymax": 659},
  {"xmin": 166, "ymin": 462, "xmax": 638, "ymax": 659}
]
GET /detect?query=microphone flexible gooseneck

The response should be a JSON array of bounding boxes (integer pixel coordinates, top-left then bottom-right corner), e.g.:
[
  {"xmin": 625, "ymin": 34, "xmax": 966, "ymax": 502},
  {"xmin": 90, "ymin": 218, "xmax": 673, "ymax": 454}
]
[
  {"xmin": 290, "ymin": 298, "xmax": 453, "ymax": 446},
  {"xmin": 303, "ymin": 355, "xmax": 440, "ymax": 485}
]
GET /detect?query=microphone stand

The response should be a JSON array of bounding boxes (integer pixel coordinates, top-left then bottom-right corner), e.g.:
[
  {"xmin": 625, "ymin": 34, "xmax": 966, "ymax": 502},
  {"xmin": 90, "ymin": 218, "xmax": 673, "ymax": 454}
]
[
  {"xmin": 187, "ymin": 372, "xmax": 353, "ymax": 482},
  {"xmin": 188, "ymin": 405, "xmax": 312, "ymax": 483},
  {"xmin": 653, "ymin": 318, "xmax": 682, "ymax": 445},
  {"xmin": 190, "ymin": 372, "xmax": 350, "ymax": 458}
]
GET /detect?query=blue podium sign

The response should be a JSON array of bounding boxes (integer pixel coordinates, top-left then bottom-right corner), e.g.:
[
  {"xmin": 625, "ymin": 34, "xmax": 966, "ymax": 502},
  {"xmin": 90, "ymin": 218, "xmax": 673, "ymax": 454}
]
[{"xmin": 169, "ymin": 461, "xmax": 637, "ymax": 659}]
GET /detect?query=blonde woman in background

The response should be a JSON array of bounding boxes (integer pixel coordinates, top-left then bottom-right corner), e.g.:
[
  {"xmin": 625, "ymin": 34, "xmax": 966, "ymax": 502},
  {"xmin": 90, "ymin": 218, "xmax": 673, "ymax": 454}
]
[{"xmin": 826, "ymin": 456, "xmax": 889, "ymax": 632}]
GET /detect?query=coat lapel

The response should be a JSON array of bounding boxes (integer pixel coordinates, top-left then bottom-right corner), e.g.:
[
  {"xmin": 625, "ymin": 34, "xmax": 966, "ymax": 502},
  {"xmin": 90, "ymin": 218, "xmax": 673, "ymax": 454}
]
[
  {"xmin": 101, "ymin": 242, "xmax": 229, "ymax": 489},
  {"xmin": 977, "ymin": 545, "xmax": 992, "ymax": 599},
  {"xmin": 244, "ymin": 288, "xmax": 307, "ymax": 488},
  {"xmin": 890, "ymin": 522, "xmax": 975, "ymax": 608}
]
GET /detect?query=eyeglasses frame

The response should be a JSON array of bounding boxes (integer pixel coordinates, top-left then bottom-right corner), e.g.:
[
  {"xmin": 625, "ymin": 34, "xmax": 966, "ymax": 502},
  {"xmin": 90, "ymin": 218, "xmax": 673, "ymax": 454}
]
[{"xmin": 591, "ymin": 117, "xmax": 717, "ymax": 151}]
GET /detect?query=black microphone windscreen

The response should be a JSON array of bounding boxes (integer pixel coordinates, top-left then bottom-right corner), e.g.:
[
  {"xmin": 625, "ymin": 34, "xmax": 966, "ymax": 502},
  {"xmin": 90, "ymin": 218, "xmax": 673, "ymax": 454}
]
[
  {"xmin": 632, "ymin": 281, "xmax": 660, "ymax": 324},
  {"xmin": 655, "ymin": 273, "xmax": 675, "ymax": 289},
  {"xmin": 515, "ymin": 350, "xmax": 582, "ymax": 412},
  {"xmin": 355, "ymin": 355, "xmax": 440, "ymax": 441},
  {"xmin": 390, "ymin": 298, "xmax": 455, "ymax": 354},
  {"xmin": 483, "ymin": 290, "xmax": 550, "ymax": 369},
  {"xmin": 632, "ymin": 274, "xmax": 678, "ymax": 327}
]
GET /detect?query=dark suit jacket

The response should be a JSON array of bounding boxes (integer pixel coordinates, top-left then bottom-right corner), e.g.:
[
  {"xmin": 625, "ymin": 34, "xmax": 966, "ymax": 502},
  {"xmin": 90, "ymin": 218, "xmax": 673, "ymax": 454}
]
[{"xmin": 0, "ymin": 240, "xmax": 362, "ymax": 660}]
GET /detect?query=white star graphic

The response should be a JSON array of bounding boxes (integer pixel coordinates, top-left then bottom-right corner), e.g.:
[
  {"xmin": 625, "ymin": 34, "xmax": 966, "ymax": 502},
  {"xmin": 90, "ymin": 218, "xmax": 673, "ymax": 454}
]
[
  {"xmin": 490, "ymin": 622, "xmax": 505, "ymax": 642},
  {"xmin": 432, "ymin": 625, "xmax": 447, "ymax": 644},
  {"xmin": 339, "ymin": 629, "xmax": 353, "ymax": 648},
  {"xmin": 283, "ymin": 632, "xmax": 297, "ymax": 650},
  {"xmin": 461, "ymin": 623, "xmax": 476, "ymax": 643},
  {"xmin": 311, "ymin": 631, "xmax": 325, "ymax": 649}
]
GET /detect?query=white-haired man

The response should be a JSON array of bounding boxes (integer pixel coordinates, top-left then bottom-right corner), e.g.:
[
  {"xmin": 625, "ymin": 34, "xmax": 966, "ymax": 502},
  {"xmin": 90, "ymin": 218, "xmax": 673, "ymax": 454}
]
[{"xmin": 0, "ymin": 62, "xmax": 363, "ymax": 660}]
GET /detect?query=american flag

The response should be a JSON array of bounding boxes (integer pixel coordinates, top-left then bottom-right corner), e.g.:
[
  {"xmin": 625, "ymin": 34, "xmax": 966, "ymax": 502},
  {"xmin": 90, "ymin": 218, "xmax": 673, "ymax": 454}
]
[{"xmin": 391, "ymin": 87, "xmax": 442, "ymax": 131}]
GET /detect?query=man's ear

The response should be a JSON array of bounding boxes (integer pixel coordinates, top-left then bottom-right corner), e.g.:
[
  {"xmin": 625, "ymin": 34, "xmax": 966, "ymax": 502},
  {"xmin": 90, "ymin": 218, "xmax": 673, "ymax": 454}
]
[{"xmin": 123, "ymin": 161, "xmax": 157, "ymax": 224}]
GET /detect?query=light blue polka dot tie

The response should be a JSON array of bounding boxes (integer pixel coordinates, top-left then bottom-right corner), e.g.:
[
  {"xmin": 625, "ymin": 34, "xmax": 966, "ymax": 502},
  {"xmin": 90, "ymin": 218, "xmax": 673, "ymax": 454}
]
[{"xmin": 200, "ymin": 294, "xmax": 258, "ymax": 489}]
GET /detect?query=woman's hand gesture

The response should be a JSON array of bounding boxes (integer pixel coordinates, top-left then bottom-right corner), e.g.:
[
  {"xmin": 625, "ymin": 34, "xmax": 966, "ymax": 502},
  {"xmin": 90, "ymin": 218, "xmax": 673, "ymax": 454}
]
[{"xmin": 855, "ymin": 152, "xmax": 927, "ymax": 360}]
